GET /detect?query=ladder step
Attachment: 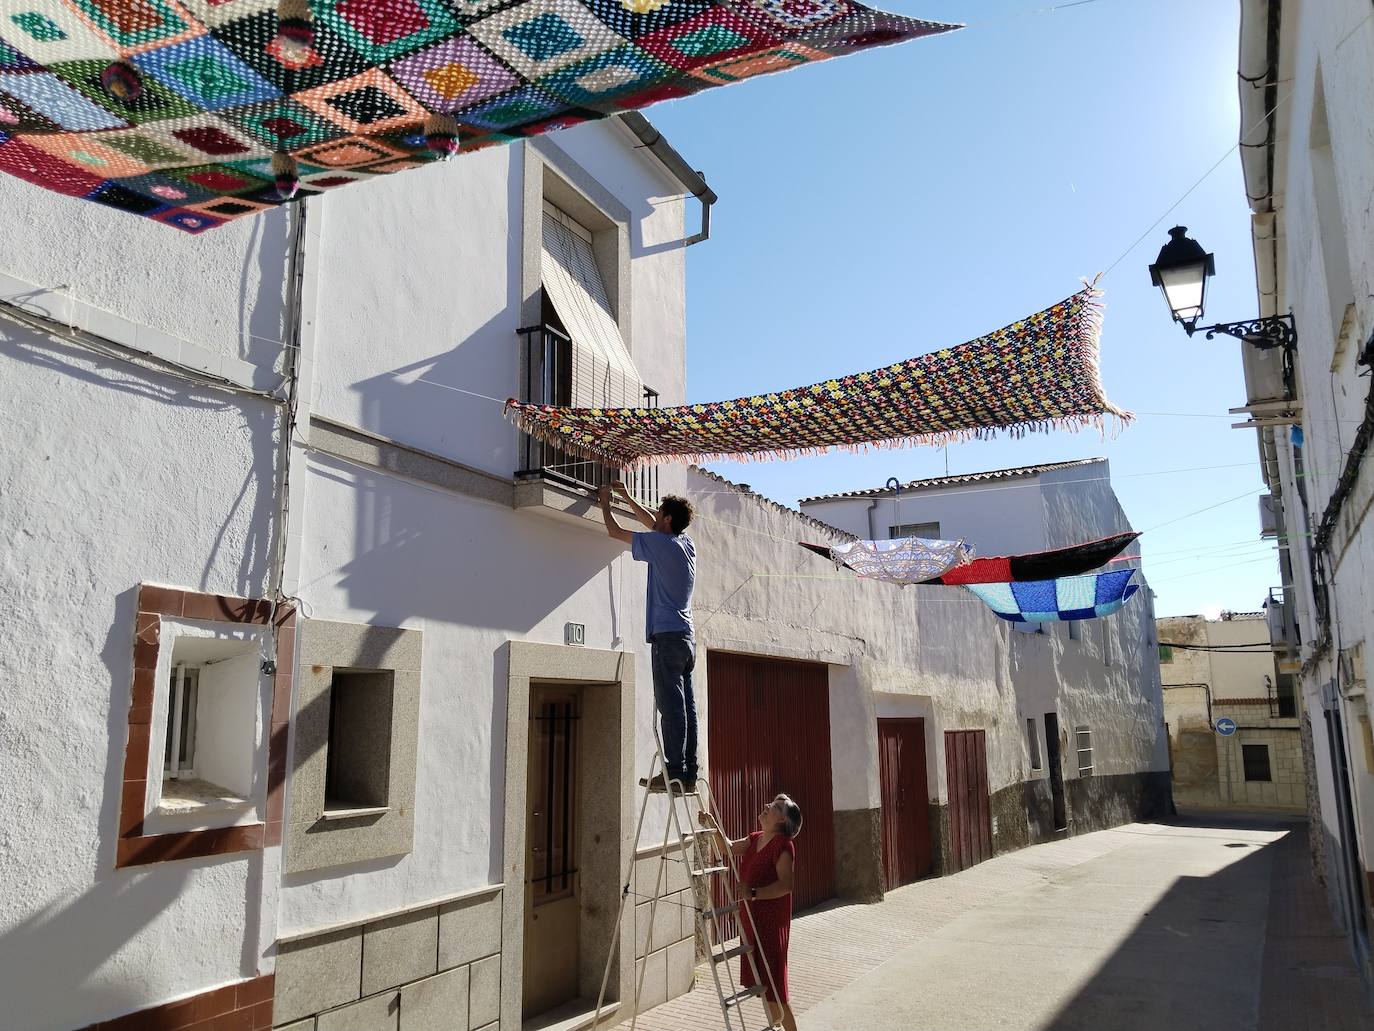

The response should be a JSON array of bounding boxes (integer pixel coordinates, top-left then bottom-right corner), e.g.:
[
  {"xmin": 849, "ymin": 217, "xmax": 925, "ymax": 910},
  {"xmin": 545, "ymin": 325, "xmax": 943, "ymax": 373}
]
[
  {"xmin": 710, "ymin": 941, "xmax": 752, "ymax": 963},
  {"xmin": 702, "ymin": 902, "xmax": 739, "ymax": 920},
  {"xmin": 723, "ymin": 986, "xmax": 766, "ymax": 1008},
  {"xmin": 689, "ymin": 864, "xmax": 728, "ymax": 878}
]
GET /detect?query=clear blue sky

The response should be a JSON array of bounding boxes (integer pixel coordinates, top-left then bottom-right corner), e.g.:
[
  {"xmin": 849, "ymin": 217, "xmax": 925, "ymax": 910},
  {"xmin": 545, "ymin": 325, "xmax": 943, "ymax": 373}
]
[{"xmin": 644, "ymin": 0, "xmax": 1280, "ymax": 618}]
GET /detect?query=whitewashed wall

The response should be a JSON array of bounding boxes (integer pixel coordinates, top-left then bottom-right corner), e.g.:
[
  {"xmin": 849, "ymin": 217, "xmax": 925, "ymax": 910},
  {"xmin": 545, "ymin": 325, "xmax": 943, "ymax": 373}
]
[
  {"xmin": 689, "ymin": 468, "xmax": 1166, "ymax": 817},
  {"xmin": 0, "ymin": 198, "xmax": 286, "ymax": 1028},
  {"xmin": 282, "ymin": 123, "xmax": 691, "ymax": 934},
  {"xmin": 1254, "ymin": 0, "xmax": 1374, "ymax": 921}
]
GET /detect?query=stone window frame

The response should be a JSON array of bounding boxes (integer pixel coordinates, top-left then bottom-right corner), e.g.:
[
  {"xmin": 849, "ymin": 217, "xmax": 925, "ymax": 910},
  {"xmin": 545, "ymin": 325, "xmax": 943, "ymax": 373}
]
[
  {"xmin": 285, "ymin": 619, "xmax": 422, "ymax": 875},
  {"xmin": 116, "ymin": 583, "xmax": 294, "ymax": 869}
]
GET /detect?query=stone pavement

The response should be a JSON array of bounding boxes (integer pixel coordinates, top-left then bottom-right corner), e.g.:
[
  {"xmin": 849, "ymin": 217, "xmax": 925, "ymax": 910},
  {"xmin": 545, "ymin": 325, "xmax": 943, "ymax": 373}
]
[{"xmin": 630, "ymin": 813, "xmax": 1374, "ymax": 1031}]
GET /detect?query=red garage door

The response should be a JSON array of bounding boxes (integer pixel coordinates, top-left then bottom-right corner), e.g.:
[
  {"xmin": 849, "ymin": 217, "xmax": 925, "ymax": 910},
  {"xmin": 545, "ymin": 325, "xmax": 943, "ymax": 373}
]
[
  {"xmin": 878, "ymin": 718, "xmax": 933, "ymax": 889},
  {"xmin": 707, "ymin": 652, "xmax": 835, "ymax": 919},
  {"xmin": 944, "ymin": 729, "xmax": 992, "ymax": 873}
]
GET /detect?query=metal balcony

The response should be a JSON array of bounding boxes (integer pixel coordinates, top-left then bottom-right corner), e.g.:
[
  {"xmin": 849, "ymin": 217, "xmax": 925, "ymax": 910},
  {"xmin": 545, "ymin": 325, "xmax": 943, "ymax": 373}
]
[{"xmin": 513, "ymin": 324, "xmax": 660, "ymax": 525}]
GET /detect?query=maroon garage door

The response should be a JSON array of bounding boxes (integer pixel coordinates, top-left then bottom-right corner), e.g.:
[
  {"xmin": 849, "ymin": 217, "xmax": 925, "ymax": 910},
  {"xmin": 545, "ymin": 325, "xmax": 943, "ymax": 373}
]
[
  {"xmin": 707, "ymin": 651, "xmax": 836, "ymax": 920},
  {"xmin": 944, "ymin": 729, "xmax": 992, "ymax": 873},
  {"xmin": 878, "ymin": 718, "xmax": 933, "ymax": 890}
]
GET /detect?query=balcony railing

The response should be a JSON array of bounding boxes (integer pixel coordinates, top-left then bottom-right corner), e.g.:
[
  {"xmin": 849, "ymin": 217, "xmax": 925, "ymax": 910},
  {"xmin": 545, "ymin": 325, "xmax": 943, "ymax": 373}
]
[
  {"xmin": 1265, "ymin": 585, "xmax": 1300, "ymax": 656},
  {"xmin": 516, "ymin": 323, "xmax": 660, "ymax": 507}
]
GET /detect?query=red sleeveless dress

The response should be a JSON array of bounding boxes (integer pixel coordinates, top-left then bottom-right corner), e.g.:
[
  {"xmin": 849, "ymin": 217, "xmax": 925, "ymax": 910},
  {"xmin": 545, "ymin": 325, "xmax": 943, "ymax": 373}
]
[{"xmin": 738, "ymin": 830, "xmax": 795, "ymax": 1003}]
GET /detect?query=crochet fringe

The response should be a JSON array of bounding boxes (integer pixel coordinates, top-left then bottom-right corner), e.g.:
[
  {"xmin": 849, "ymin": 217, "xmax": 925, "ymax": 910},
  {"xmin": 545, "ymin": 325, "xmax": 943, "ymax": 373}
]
[{"xmin": 504, "ymin": 280, "xmax": 1133, "ymax": 471}]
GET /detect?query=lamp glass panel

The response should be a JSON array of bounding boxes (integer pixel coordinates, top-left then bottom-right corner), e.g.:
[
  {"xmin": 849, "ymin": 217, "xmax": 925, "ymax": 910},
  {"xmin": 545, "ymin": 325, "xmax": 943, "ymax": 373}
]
[{"xmin": 1159, "ymin": 265, "xmax": 1206, "ymax": 321}]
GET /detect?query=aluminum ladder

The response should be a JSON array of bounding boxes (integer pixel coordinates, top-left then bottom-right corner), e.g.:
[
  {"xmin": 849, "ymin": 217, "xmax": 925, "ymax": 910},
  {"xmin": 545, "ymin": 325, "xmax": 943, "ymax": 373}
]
[{"xmin": 591, "ymin": 726, "xmax": 783, "ymax": 1031}]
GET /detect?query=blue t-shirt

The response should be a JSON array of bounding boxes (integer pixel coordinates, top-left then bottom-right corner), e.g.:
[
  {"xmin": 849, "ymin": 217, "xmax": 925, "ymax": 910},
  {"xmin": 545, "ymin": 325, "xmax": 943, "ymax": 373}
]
[{"xmin": 632, "ymin": 531, "xmax": 696, "ymax": 642}]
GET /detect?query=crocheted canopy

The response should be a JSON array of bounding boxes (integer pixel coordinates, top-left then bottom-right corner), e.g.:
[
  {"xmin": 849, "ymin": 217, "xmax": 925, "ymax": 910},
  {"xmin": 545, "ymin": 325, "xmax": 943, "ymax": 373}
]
[
  {"xmin": 824, "ymin": 536, "xmax": 971, "ymax": 587},
  {"xmin": 0, "ymin": 0, "xmax": 957, "ymax": 232},
  {"xmin": 964, "ymin": 569, "xmax": 1141, "ymax": 623},
  {"xmin": 507, "ymin": 283, "xmax": 1130, "ymax": 467},
  {"xmin": 800, "ymin": 531, "xmax": 1140, "ymax": 586}
]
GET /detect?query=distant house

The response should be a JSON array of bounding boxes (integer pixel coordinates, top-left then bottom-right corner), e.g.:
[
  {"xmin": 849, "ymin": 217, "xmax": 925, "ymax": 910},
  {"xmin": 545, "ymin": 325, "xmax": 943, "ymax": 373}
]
[{"xmin": 1158, "ymin": 611, "xmax": 1306, "ymax": 811}]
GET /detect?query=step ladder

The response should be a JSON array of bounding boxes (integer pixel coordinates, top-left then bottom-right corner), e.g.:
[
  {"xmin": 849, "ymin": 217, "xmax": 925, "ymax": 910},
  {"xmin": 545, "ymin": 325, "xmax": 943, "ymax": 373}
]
[{"xmin": 592, "ymin": 727, "xmax": 783, "ymax": 1031}]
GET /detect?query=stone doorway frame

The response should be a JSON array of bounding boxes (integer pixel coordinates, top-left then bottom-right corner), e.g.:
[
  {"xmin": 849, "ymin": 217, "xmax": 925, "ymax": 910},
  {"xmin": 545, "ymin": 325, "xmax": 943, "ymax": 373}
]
[{"xmin": 501, "ymin": 641, "xmax": 635, "ymax": 1029}]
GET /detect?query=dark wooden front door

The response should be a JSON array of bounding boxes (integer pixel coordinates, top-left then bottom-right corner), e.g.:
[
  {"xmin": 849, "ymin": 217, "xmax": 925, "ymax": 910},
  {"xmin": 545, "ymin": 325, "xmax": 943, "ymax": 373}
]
[
  {"xmin": 1044, "ymin": 712, "xmax": 1068, "ymax": 831},
  {"xmin": 878, "ymin": 718, "xmax": 933, "ymax": 889},
  {"xmin": 707, "ymin": 651, "xmax": 836, "ymax": 924},
  {"xmin": 944, "ymin": 729, "xmax": 992, "ymax": 873}
]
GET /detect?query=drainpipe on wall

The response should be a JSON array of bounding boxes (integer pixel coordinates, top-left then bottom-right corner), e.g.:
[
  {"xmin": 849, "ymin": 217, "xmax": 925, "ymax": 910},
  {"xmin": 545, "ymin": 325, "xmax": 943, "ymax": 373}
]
[{"xmin": 617, "ymin": 112, "xmax": 717, "ymax": 246}]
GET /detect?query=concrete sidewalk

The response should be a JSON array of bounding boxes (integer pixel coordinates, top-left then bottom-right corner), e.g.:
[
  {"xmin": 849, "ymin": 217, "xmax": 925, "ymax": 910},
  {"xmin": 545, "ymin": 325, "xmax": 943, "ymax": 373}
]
[{"xmin": 632, "ymin": 814, "xmax": 1373, "ymax": 1031}]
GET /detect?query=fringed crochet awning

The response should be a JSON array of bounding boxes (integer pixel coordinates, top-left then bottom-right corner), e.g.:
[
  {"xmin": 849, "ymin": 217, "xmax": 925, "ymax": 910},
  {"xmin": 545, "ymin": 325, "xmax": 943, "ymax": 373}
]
[
  {"xmin": 964, "ymin": 569, "xmax": 1141, "ymax": 623},
  {"xmin": 801, "ymin": 531, "xmax": 1140, "ymax": 586},
  {"xmin": 0, "ymin": 0, "xmax": 956, "ymax": 232},
  {"xmin": 507, "ymin": 284, "xmax": 1130, "ymax": 467}
]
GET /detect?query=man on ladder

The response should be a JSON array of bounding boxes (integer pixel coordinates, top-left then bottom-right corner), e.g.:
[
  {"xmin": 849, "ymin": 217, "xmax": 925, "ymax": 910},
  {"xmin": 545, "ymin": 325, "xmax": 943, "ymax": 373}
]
[{"xmin": 599, "ymin": 480, "xmax": 698, "ymax": 792}]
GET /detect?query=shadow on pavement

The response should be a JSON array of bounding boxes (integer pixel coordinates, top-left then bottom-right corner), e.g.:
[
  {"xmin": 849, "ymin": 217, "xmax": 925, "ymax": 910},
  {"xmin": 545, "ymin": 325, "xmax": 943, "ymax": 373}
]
[{"xmin": 1042, "ymin": 814, "xmax": 1373, "ymax": 1031}]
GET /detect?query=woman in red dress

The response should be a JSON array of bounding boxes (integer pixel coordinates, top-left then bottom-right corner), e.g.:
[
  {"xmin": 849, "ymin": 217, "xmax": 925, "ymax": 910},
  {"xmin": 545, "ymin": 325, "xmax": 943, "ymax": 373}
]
[{"xmin": 700, "ymin": 794, "xmax": 803, "ymax": 1031}]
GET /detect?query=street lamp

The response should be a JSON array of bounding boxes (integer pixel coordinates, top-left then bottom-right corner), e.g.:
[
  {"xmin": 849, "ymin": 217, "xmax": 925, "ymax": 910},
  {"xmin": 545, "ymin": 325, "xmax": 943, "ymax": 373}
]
[{"xmin": 1147, "ymin": 226, "xmax": 1297, "ymax": 351}]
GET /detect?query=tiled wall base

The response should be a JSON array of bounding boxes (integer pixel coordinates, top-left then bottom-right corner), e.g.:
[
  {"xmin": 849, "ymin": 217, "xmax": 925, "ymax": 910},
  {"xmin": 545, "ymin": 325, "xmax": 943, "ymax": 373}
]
[
  {"xmin": 631, "ymin": 844, "xmax": 699, "ymax": 1012},
  {"xmin": 78, "ymin": 974, "xmax": 274, "ymax": 1031},
  {"xmin": 274, "ymin": 889, "xmax": 502, "ymax": 1030}
]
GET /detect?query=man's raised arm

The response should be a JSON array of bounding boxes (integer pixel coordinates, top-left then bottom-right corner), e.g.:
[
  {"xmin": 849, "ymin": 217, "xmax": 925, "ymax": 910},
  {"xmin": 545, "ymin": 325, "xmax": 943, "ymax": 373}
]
[
  {"xmin": 599, "ymin": 484, "xmax": 636, "ymax": 544},
  {"xmin": 613, "ymin": 480, "xmax": 657, "ymax": 530}
]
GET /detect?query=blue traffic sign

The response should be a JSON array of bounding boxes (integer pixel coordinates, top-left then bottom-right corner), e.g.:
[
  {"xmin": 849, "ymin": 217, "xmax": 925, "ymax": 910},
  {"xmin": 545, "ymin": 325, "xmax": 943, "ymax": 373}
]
[{"xmin": 1215, "ymin": 717, "xmax": 1237, "ymax": 736}]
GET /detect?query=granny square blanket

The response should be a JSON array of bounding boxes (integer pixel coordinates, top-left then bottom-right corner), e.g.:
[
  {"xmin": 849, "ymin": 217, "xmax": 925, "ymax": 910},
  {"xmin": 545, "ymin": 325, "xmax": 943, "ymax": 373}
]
[
  {"xmin": 964, "ymin": 569, "xmax": 1140, "ymax": 623},
  {"xmin": 507, "ymin": 283, "xmax": 1131, "ymax": 466},
  {"xmin": 0, "ymin": 0, "xmax": 957, "ymax": 231}
]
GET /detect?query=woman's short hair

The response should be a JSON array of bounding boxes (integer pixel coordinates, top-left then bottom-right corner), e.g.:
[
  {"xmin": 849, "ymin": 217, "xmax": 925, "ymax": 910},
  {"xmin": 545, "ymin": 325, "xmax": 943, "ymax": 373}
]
[{"xmin": 775, "ymin": 794, "xmax": 803, "ymax": 838}]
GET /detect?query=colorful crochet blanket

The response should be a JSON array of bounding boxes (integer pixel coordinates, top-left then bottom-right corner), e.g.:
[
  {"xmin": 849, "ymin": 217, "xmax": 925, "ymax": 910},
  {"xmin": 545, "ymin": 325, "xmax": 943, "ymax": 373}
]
[
  {"xmin": 507, "ymin": 284, "xmax": 1130, "ymax": 466},
  {"xmin": 963, "ymin": 569, "xmax": 1140, "ymax": 623},
  {"xmin": 0, "ymin": 0, "xmax": 956, "ymax": 232},
  {"xmin": 800, "ymin": 531, "xmax": 1140, "ymax": 586},
  {"xmin": 825, "ymin": 536, "xmax": 971, "ymax": 586}
]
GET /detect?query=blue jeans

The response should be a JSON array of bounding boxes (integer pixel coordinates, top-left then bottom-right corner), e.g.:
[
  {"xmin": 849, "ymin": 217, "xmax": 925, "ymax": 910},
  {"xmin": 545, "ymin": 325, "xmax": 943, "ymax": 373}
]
[{"xmin": 651, "ymin": 633, "xmax": 697, "ymax": 781}]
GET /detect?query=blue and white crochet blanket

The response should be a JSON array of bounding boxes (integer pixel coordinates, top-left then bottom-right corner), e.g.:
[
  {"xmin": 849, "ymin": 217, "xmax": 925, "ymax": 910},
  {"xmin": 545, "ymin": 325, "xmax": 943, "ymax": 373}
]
[{"xmin": 963, "ymin": 569, "xmax": 1140, "ymax": 623}]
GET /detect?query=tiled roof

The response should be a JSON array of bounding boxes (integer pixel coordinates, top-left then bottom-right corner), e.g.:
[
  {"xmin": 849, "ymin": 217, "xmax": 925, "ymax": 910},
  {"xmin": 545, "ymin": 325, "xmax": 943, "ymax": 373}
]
[{"xmin": 798, "ymin": 459, "xmax": 1105, "ymax": 505}]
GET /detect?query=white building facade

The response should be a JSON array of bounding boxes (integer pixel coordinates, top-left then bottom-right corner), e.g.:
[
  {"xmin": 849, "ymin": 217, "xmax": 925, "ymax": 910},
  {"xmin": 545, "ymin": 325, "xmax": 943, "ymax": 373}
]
[
  {"xmin": 1232, "ymin": 0, "xmax": 1374, "ymax": 988},
  {"xmin": 792, "ymin": 459, "xmax": 1171, "ymax": 883},
  {"xmin": 0, "ymin": 114, "xmax": 708, "ymax": 1031}
]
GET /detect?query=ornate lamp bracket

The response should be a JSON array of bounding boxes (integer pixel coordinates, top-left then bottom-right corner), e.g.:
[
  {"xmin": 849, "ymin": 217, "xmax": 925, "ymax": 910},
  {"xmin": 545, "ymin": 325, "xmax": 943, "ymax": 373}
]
[{"xmin": 1201, "ymin": 313, "xmax": 1298, "ymax": 351}]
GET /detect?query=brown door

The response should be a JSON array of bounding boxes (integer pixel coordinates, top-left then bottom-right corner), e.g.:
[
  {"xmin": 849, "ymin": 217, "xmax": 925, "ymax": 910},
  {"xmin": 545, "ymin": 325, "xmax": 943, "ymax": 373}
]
[
  {"xmin": 944, "ymin": 729, "xmax": 992, "ymax": 873},
  {"xmin": 878, "ymin": 718, "xmax": 932, "ymax": 889},
  {"xmin": 523, "ymin": 687, "xmax": 579, "ymax": 1019},
  {"xmin": 708, "ymin": 651, "xmax": 835, "ymax": 930}
]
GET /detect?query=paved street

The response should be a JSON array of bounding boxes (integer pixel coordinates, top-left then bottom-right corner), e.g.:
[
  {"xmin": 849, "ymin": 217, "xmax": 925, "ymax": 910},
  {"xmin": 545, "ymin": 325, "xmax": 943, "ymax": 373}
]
[{"xmin": 635, "ymin": 813, "xmax": 1373, "ymax": 1031}]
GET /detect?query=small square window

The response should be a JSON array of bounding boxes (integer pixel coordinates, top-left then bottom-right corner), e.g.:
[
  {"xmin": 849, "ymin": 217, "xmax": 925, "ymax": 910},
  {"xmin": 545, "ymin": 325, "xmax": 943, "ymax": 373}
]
[
  {"xmin": 1068, "ymin": 621, "xmax": 1081, "ymax": 642},
  {"xmin": 149, "ymin": 623, "xmax": 268, "ymax": 822},
  {"xmin": 324, "ymin": 670, "xmax": 395, "ymax": 815},
  {"xmin": 1158, "ymin": 644, "xmax": 1174, "ymax": 663},
  {"xmin": 1027, "ymin": 717, "xmax": 1042, "ymax": 771},
  {"xmin": 1243, "ymin": 744, "xmax": 1272, "ymax": 782},
  {"xmin": 889, "ymin": 521, "xmax": 941, "ymax": 540},
  {"xmin": 1075, "ymin": 725, "xmax": 1093, "ymax": 776}
]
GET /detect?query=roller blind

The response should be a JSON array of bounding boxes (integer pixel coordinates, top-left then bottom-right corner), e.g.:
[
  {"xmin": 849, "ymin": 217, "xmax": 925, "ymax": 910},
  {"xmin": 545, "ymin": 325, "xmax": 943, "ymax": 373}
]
[{"xmin": 541, "ymin": 203, "xmax": 641, "ymax": 409}]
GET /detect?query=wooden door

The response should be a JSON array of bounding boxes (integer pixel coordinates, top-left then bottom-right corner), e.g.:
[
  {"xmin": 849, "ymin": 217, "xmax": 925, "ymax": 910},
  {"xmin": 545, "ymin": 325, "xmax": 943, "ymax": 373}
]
[
  {"xmin": 944, "ymin": 729, "xmax": 992, "ymax": 873},
  {"xmin": 707, "ymin": 651, "xmax": 835, "ymax": 929},
  {"xmin": 523, "ymin": 688, "xmax": 579, "ymax": 1018},
  {"xmin": 878, "ymin": 718, "xmax": 932, "ymax": 889}
]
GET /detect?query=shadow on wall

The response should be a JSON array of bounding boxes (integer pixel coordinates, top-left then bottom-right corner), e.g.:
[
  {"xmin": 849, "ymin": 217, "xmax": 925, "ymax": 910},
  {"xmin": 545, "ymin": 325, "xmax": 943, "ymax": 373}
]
[
  {"xmin": 1, "ymin": 332, "xmax": 282, "ymax": 602},
  {"xmin": 0, "ymin": 848, "xmax": 261, "ymax": 1030},
  {"xmin": 305, "ymin": 454, "xmax": 628, "ymax": 629}
]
